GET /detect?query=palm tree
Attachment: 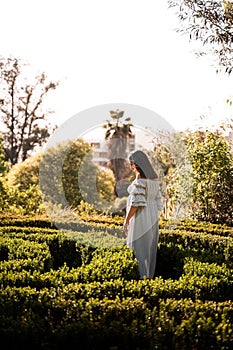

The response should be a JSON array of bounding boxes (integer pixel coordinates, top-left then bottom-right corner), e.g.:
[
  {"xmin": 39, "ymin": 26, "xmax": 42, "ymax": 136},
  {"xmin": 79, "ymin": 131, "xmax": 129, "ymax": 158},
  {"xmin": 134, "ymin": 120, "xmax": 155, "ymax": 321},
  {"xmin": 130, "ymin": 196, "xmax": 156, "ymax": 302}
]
[{"xmin": 103, "ymin": 109, "xmax": 134, "ymax": 197}]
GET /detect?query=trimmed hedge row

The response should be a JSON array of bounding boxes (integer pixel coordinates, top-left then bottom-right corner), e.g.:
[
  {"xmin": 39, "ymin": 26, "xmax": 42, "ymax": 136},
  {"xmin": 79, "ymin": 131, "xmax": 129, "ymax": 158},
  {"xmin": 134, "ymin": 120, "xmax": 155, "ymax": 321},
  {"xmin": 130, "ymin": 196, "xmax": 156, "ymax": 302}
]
[
  {"xmin": 163, "ymin": 219, "xmax": 233, "ymax": 237},
  {"xmin": 0, "ymin": 214, "xmax": 124, "ymax": 235},
  {"xmin": 0, "ymin": 236, "xmax": 52, "ymax": 272},
  {"xmin": 0, "ymin": 214, "xmax": 55, "ymax": 228},
  {"xmin": 0, "ymin": 285, "xmax": 232, "ymax": 349},
  {"xmin": 0, "ymin": 216, "xmax": 233, "ymax": 349},
  {"xmin": 156, "ymin": 228, "xmax": 233, "ymax": 279},
  {"xmin": 0, "ymin": 257, "xmax": 232, "ymax": 302},
  {"xmin": 0, "ymin": 228, "xmax": 82, "ymax": 270},
  {"xmin": 1, "ymin": 213, "xmax": 233, "ymax": 235},
  {"xmin": 1, "ymin": 224, "xmax": 233, "ymax": 280}
]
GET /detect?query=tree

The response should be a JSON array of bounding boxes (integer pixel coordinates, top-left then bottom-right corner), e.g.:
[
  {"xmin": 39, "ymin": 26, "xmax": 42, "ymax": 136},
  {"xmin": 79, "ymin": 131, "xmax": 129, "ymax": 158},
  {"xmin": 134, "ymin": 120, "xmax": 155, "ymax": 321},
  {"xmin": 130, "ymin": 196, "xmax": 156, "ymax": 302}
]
[
  {"xmin": 40, "ymin": 138, "xmax": 115, "ymax": 213},
  {"xmin": 0, "ymin": 56, "xmax": 59, "ymax": 165},
  {"xmin": 6, "ymin": 152, "xmax": 42, "ymax": 191},
  {"xmin": 169, "ymin": 0, "xmax": 233, "ymax": 73},
  {"xmin": 5, "ymin": 140, "xmax": 115, "ymax": 216},
  {"xmin": 0, "ymin": 132, "xmax": 7, "ymax": 175},
  {"xmin": 152, "ymin": 131, "xmax": 193, "ymax": 219},
  {"xmin": 0, "ymin": 133, "xmax": 9, "ymax": 211},
  {"xmin": 103, "ymin": 109, "xmax": 134, "ymax": 197},
  {"xmin": 186, "ymin": 129, "xmax": 233, "ymax": 224}
]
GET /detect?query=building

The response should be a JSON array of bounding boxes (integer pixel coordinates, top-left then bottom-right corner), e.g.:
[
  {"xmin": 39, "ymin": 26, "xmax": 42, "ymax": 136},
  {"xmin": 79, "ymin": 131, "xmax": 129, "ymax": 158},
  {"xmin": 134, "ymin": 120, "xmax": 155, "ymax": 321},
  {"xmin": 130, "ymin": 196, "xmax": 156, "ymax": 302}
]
[
  {"xmin": 87, "ymin": 135, "xmax": 136, "ymax": 168},
  {"xmin": 88, "ymin": 139, "xmax": 108, "ymax": 167}
]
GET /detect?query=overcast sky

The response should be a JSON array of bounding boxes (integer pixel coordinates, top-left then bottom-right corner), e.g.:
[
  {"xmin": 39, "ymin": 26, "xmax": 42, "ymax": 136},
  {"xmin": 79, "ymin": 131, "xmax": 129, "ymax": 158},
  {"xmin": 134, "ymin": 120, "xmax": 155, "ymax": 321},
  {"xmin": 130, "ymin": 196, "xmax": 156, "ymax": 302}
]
[{"xmin": 1, "ymin": 0, "xmax": 233, "ymax": 133}]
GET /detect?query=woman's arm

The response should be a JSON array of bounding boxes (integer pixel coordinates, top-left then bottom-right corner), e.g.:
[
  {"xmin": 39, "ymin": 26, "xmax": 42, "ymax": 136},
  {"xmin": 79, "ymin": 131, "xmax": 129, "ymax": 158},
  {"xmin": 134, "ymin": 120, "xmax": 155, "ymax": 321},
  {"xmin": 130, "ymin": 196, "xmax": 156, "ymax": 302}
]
[{"xmin": 123, "ymin": 205, "xmax": 138, "ymax": 234}]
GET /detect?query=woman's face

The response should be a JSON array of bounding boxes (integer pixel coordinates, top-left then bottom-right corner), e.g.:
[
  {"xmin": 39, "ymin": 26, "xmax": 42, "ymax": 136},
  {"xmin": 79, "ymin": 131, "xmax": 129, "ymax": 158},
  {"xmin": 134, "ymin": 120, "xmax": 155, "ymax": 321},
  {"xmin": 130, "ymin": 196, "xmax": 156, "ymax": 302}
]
[{"xmin": 130, "ymin": 160, "xmax": 137, "ymax": 173}]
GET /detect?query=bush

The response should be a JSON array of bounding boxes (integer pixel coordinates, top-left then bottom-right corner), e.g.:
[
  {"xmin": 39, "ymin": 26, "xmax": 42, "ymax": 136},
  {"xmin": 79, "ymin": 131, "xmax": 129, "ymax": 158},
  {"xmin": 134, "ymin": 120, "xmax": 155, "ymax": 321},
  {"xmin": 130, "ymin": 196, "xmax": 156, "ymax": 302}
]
[{"xmin": 0, "ymin": 216, "xmax": 233, "ymax": 348}]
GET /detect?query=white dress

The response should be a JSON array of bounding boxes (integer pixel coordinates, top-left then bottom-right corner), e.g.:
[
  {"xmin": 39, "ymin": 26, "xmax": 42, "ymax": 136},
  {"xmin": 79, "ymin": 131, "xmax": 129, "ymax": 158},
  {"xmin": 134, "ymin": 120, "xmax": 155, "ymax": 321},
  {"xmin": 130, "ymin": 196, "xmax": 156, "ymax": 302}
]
[{"xmin": 126, "ymin": 178, "xmax": 163, "ymax": 279}]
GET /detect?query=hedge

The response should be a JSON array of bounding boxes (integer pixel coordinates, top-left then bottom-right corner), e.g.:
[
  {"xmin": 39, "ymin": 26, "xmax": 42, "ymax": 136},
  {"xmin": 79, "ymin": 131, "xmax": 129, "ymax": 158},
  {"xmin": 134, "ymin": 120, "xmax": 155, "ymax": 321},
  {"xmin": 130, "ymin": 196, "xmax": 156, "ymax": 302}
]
[{"xmin": 0, "ymin": 216, "xmax": 233, "ymax": 349}]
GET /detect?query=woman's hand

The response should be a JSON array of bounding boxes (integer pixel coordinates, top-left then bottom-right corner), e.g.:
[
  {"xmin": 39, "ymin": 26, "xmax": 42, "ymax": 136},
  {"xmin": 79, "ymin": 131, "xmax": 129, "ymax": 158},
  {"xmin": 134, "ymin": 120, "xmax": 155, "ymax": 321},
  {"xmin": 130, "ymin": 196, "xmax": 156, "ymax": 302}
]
[
  {"xmin": 123, "ymin": 206, "xmax": 138, "ymax": 236},
  {"xmin": 123, "ymin": 220, "xmax": 129, "ymax": 235}
]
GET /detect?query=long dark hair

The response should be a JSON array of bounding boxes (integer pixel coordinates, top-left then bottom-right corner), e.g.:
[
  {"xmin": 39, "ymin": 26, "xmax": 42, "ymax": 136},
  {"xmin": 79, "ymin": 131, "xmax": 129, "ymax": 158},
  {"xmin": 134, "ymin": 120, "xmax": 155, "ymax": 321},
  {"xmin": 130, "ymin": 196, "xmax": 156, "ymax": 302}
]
[{"xmin": 129, "ymin": 150, "xmax": 158, "ymax": 179}]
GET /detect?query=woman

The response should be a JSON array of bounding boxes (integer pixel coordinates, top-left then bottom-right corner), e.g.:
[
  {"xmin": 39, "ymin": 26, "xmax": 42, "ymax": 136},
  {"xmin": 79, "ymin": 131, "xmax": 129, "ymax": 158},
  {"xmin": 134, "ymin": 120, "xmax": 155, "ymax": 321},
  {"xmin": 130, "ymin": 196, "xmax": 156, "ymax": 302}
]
[{"xmin": 123, "ymin": 150, "xmax": 163, "ymax": 279}]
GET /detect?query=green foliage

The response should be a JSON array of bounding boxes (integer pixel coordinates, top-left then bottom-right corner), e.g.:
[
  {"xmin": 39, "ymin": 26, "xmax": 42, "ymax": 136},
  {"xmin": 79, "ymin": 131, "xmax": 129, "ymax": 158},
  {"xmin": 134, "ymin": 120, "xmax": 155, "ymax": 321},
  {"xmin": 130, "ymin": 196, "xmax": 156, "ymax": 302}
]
[
  {"xmin": 0, "ymin": 134, "xmax": 9, "ymax": 212},
  {"xmin": 154, "ymin": 129, "xmax": 233, "ymax": 225},
  {"xmin": 0, "ymin": 216, "xmax": 233, "ymax": 348},
  {"xmin": 169, "ymin": 0, "xmax": 233, "ymax": 74},
  {"xmin": 40, "ymin": 138, "xmax": 115, "ymax": 213},
  {"xmin": 186, "ymin": 130, "xmax": 233, "ymax": 225},
  {"xmin": 64, "ymin": 247, "xmax": 140, "ymax": 283},
  {"xmin": 6, "ymin": 152, "xmax": 42, "ymax": 190},
  {"xmin": 152, "ymin": 131, "xmax": 193, "ymax": 219},
  {"xmin": 2, "ymin": 152, "xmax": 45, "ymax": 215},
  {"xmin": 0, "ymin": 177, "xmax": 9, "ymax": 212},
  {"xmin": 3, "ymin": 138, "xmax": 115, "ymax": 216},
  {"xmin": 162, "ymin": 218, "xmax": 233, "ymax": 237},
  {"xmin": 5, "ymin": 184, "xmax": 44, "ymax": 215},
  {"xmin": 96, "ymin": 167, "xmax": 115, "ymax": 203},
  {"xmin": 40, "ymin": 138, "xmax": 88, "ymax": 208},
  {"xmin": 0, "ymin": 213, "xmax": 55, "ymax": 228},
  {"xmin": 0, "ymin": 236, "xmax": 52, "ymax": 273},
  {"xmin": 0, "ymin": 133, "xmax": 7, "ymax": 175}
]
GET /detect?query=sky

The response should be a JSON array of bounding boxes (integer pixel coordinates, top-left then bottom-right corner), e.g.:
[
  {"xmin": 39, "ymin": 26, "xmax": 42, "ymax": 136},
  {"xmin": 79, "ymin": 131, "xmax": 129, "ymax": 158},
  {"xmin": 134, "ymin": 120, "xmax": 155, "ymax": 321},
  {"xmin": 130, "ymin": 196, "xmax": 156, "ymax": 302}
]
[{"xmin": 1, "ymin": 0, "xmax": 233, "ymax": 135}]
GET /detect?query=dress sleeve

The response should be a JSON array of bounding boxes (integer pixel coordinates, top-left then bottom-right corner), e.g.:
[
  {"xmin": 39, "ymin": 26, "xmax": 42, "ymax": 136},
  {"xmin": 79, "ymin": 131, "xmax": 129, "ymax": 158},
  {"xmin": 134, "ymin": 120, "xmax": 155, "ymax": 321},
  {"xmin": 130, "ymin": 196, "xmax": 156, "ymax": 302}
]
[
  {"xmin": 129, "ymin": 180, "xmax": 147, "ymax": 207},
  {"xmin": 155, "ymin": 188, "xmax": 163, "ymax": 210}
]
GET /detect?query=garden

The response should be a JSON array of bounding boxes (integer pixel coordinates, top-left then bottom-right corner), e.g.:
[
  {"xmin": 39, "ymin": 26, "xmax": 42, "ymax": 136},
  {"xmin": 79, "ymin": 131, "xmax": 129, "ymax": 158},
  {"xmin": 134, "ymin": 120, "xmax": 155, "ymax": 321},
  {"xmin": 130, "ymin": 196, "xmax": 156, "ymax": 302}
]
[
  {"xmin": 0, "ymin": 57, "xmax": 233, "ymax": 349},
  {"xmin": 0, "ymin": 213, "xmax": 232, "ymax": 349}
]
